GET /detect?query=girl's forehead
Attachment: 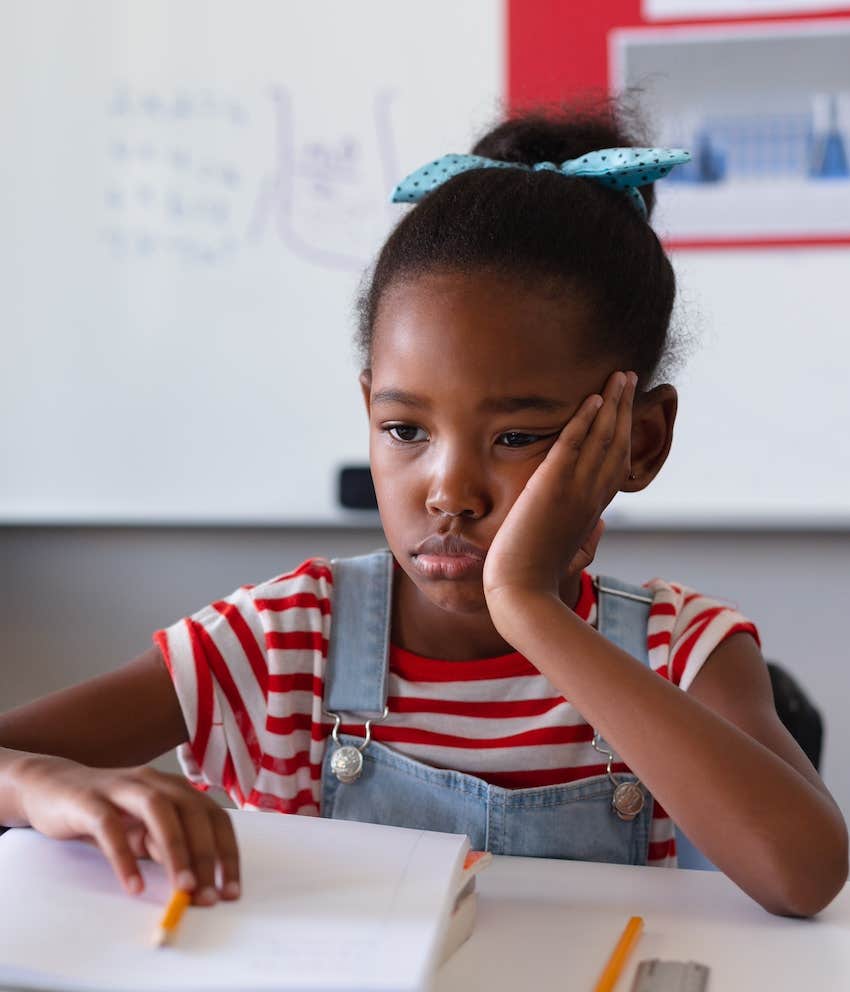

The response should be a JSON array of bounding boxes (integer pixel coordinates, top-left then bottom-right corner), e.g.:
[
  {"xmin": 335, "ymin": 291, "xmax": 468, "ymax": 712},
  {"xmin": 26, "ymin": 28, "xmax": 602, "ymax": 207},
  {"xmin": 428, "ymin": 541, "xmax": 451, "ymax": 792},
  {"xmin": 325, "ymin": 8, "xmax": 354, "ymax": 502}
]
[{"xmin": 372, "ymin": 271, "xmax": 591, "ymax": 380}]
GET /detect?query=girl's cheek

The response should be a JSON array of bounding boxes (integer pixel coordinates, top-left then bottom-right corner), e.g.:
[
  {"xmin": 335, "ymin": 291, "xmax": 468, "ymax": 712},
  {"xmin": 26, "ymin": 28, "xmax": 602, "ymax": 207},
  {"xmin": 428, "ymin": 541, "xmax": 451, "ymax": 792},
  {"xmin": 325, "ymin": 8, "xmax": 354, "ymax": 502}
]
[{"xmin": 374, "ymin": 463, "xmax": 416, "ymax": 503}]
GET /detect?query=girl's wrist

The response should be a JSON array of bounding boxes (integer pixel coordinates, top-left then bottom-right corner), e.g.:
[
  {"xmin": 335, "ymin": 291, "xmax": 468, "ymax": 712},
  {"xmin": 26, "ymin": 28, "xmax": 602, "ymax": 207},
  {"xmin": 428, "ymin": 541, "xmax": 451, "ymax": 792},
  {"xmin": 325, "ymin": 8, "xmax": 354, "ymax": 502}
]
[
  {"xmin": 484, "ymin": 586, "xmax": 567, "ymax": 647},
  {"xmin": 0, "ymin": 746, "xmax": 55, "ymax": 827}
]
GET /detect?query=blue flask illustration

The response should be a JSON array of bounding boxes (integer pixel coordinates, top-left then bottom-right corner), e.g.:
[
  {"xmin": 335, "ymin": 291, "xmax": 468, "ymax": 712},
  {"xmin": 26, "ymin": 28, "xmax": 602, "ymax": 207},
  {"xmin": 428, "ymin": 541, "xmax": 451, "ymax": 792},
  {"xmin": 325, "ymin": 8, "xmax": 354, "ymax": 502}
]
[{"xmin": 809, "ymin": 94, "xmax": 848, "ymax": 179}]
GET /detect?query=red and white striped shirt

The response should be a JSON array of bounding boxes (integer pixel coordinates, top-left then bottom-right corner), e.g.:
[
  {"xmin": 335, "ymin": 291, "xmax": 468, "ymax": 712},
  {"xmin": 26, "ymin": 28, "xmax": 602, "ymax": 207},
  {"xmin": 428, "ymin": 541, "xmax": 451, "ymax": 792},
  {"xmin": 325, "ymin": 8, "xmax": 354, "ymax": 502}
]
[{"xmin": 153, "ymin": 556, "xmax": 760, "ymax": 868}]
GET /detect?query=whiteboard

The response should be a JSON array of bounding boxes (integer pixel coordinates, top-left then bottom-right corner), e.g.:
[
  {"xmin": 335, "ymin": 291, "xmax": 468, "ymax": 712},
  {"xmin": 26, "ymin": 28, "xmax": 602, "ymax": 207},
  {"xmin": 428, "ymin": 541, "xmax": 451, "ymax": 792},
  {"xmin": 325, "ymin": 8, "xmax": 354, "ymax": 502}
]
[{"xmin": 1, "ymin": 1, "xmax": 847, "ymax": 527}]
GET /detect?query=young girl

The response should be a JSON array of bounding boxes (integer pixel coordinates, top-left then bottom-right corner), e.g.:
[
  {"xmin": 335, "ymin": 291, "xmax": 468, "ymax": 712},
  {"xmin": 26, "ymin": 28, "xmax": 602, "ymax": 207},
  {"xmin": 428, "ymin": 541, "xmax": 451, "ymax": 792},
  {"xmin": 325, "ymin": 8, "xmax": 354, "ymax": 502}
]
[{"xmin": 1, "ymin": 97, "xmax": 846, "ymax": 919}]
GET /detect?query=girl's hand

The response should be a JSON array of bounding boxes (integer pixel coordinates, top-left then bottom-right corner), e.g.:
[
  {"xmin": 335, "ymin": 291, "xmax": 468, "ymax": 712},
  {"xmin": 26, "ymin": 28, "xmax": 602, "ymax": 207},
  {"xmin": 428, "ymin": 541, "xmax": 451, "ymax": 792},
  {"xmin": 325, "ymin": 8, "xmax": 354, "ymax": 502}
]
[
  {"xmin": 13, "ymin": 753, "xmax": 240, "ymax": 905},
  {"xmin": 483, "ymin": 370, "xmax": 637, "ymax": 611}
]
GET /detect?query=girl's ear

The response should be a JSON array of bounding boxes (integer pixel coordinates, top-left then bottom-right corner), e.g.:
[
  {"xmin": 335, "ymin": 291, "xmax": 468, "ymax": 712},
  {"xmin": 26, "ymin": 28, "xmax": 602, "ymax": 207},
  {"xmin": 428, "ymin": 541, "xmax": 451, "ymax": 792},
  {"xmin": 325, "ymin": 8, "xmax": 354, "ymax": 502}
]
[
  {"xmin": 622, "ymin": 384, "xmax": 678, "ymax": 492},
  {"xmin": 359, "ymin": 371, "xmax": 372, "ymax": 416}
]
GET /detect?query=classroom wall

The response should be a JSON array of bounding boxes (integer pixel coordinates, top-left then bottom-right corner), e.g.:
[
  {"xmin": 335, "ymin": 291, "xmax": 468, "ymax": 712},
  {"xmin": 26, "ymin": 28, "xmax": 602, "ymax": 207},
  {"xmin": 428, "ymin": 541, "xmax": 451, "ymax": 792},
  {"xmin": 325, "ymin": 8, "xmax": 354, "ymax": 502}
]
[{"xmin": 2, "ymin": 526, "xmax": 848, "ymax": 824}]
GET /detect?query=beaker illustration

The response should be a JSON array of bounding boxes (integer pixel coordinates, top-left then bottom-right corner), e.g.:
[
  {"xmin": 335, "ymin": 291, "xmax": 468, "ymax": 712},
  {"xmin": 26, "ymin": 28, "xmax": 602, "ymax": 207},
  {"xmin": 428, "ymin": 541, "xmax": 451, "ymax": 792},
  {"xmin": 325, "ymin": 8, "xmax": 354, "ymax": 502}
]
[
  {"xmin": 809, "ymin": 93, "xmax": 849, "ymax": 180},
  {"xmin": 693, "ymin": 128, "xmax": 726, "ymax": 183}
]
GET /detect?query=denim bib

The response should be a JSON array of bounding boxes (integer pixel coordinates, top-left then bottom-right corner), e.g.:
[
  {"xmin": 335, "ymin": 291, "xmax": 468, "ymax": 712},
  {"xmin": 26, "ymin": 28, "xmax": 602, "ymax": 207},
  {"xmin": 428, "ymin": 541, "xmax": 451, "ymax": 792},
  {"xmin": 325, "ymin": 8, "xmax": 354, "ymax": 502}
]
[{"xmin": 320, "ymin": 548, "xmax": 656, "ymax": 865}]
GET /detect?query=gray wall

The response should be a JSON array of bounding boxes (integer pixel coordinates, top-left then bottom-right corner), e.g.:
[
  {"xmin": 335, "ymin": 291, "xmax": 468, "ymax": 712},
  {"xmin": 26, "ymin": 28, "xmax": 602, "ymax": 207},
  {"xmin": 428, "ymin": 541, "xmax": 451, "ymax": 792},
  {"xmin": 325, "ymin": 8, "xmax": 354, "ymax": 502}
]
[{"xmin": 2, "ymin": 527, "xmax": 848, "ymax": 823}]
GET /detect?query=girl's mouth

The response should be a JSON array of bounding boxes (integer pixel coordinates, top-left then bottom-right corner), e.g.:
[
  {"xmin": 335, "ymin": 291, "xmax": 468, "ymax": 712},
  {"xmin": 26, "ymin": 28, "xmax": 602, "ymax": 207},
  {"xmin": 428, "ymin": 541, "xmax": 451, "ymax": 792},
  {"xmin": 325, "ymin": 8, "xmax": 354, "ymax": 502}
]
[{"xmin": 411, "ymin": 554, "xmax": 485, "ymax": 580}]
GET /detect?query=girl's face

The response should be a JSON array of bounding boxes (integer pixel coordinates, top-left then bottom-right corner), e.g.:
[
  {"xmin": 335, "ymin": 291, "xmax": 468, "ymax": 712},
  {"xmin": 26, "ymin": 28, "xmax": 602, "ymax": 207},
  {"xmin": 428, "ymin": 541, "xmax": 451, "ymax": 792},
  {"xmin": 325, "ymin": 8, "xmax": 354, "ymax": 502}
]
[{"xmin": 361, "ymin": 269, "xmax": 615, "ymax": 618}]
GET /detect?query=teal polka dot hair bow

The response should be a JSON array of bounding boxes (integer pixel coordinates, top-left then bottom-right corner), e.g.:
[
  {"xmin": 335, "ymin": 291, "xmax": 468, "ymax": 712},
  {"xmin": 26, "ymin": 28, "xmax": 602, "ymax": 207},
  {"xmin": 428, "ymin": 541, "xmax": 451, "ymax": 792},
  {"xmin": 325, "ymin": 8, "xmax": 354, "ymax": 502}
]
[{"xmin": 390, "ymin": 146, "xmax": 691, "ymax": 220}]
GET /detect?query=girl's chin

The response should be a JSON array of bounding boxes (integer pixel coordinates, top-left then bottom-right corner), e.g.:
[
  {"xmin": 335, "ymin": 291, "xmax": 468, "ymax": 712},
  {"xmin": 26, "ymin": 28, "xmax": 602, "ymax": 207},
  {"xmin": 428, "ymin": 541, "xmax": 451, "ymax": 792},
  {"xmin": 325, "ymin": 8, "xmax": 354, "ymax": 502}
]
[{"xmin": 408, "ymin": 574, "xmax": 488, "ymax": 615}]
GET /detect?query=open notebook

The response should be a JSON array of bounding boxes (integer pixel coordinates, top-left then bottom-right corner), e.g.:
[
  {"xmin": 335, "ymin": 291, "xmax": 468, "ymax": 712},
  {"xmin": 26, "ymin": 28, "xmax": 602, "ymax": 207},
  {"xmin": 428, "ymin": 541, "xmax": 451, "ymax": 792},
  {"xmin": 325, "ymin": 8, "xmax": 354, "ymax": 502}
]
[{"xmin": 0, "ymin": 810, "xmax": 489, "ymax": 992}]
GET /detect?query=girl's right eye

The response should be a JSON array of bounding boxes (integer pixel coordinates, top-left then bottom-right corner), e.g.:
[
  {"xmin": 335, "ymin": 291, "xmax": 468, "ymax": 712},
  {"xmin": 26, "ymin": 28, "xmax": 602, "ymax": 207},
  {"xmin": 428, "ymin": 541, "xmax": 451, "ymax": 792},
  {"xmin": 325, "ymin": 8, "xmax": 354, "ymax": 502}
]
[{"xmin": 383, "ymin": 425, "xmax": 426, "ymax": 443}]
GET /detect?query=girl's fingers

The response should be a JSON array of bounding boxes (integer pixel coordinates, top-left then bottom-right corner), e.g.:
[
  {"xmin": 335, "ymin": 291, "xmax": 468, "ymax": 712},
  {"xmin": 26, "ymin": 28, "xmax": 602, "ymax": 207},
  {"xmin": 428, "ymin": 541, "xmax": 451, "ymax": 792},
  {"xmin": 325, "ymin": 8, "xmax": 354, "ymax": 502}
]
[
  {"xmin": 557, "ymin": 393, "xmax": 605, "ymax": 462},
  {"xmin": 108, "ymin": 780, "xmax": 195, "ymax": 894},
  {"xmin": 588, "ymin": 370, "xmax": 628, "ymax": 445},
  {"xmin": 577, "ymin": 371, "xmax": 634, "ymax": 479},
  {"xmin": 20, "ymin": 759, "xmax": 235, "ymax": 902},
  {"xmin": 125, "ymin": 820, "xmax": 150, "ymax": 859},
  {"xmin": 80, "ymin": 796, "xmax": 148, "ymax": 895},
  {"xmin": 209, "ymin": 806, "xmax": 241, "ymax": 900},
  {"xmin": 152, "ymin": 775, "xmax": 240, "ymax": 902},
  {"xmin": 133, "ymin": 778, "xmax": 240, "ymax": 903},
  {"xmin": 174, "ymin": 801, "xmax": 220, "ymax": 905},
  {"xmin": 613, "ymin": 372, "xmax": 637, "ymax": 475},
  {"xmin": 106, "ymin": 772, "xmax": 240, "ymax": 905}
]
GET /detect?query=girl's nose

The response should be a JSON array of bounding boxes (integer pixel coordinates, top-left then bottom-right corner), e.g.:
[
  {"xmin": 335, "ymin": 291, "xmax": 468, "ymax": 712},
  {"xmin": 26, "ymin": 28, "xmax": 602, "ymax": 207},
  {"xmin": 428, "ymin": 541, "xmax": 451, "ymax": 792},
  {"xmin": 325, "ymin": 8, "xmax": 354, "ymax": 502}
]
[{"xmin": 425, "ymin": 459, "xmax": 489, "ymax": 520}]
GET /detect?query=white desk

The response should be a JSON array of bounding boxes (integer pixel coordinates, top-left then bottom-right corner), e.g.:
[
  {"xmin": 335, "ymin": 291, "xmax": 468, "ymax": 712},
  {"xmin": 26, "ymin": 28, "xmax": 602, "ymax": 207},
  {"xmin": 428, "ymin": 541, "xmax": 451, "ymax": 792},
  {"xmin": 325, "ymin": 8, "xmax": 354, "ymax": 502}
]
[
  {"xmin": 438, "ymin": 857, "xmax": 850, "ymax": 991},
  {"xmin": 0, "ymin": 832, "xmax": 846, "ymax": 991}
]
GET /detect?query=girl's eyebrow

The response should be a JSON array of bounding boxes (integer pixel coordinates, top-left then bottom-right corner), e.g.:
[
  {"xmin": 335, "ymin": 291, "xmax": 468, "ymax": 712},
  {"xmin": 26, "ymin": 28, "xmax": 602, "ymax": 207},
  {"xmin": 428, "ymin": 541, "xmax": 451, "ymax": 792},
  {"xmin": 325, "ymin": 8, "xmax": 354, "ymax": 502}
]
[{"xmin": 372, "ymin": 388, "xmax": 569, "ymax": 414}]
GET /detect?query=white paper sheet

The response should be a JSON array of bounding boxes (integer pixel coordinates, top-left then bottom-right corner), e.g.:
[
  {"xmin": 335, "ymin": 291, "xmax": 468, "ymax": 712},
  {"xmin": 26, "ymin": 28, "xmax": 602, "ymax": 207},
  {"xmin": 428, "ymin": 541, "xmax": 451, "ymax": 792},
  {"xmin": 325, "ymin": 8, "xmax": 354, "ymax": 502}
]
[{"xmin": 0, "ymin": 811, "xmax": 469, "ymax": 992}]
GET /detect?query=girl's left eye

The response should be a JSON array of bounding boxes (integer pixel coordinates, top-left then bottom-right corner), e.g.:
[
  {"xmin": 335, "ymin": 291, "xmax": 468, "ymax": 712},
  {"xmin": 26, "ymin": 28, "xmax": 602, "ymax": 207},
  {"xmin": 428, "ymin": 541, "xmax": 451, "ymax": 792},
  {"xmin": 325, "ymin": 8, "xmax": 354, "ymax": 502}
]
[{"xmin": 500, "ymin": 431, "xmax": 551, "ymax": 447}]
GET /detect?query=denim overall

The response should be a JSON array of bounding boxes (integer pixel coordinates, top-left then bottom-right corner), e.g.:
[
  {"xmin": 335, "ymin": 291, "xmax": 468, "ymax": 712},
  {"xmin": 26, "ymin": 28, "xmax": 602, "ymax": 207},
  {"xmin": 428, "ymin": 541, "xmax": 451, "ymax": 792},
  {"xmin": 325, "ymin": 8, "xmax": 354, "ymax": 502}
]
[{"xmin": 320, "ymin": 548, "xmax": 658, "ymax": 865}]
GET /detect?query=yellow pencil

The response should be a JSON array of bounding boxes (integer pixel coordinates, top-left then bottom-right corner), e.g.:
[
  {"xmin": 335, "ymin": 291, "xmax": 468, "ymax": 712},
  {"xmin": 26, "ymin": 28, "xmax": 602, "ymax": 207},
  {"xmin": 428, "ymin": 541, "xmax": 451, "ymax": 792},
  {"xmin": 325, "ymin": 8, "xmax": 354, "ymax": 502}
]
[
  {"xmin": 152, "ymin": 889, "xmax": 192, "ymax": 947},
  {"xmin": 593, "ymin": 915, "xmax": 644, "ymax": 992}
]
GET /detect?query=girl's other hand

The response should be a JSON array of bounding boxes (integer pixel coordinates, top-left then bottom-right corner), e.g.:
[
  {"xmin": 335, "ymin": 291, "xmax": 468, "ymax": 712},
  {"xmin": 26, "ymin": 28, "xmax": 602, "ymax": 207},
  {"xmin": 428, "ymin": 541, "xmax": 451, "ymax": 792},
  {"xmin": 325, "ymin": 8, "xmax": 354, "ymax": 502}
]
[
  {"xmin": 483, "ymin": 370, "xmax": 636, "ymax": 608},
  {"xmin": 13, "ymin": 752, "xmax": 240, "ymax": 905}
]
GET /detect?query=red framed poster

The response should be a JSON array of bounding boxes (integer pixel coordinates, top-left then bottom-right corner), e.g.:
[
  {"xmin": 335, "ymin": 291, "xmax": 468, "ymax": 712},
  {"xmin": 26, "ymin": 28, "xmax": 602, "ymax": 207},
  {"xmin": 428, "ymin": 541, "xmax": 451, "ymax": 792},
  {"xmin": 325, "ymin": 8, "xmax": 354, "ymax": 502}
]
[{"xmin": 508, "ymin": 2, "xmax": 850, "ymax": 249}]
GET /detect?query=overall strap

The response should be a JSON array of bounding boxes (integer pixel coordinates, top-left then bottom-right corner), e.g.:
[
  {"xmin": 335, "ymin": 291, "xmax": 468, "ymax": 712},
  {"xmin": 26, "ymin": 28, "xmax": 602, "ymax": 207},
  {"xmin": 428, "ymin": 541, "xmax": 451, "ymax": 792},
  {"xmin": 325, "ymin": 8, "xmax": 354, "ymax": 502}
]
[
  {"xmin": 593, "ymin": 574, "xmax": 653, "ymax": 754},
  {"xmin": 324, "ymin": 547, "xmax": 394, "ymax": 717},
  {"xmin": 594, "ymin": 574, "xmax": 653, "ymax": 666},
  {"xmin": 595, "ymin": 574, "xmax": 717, "ymax": 869}
]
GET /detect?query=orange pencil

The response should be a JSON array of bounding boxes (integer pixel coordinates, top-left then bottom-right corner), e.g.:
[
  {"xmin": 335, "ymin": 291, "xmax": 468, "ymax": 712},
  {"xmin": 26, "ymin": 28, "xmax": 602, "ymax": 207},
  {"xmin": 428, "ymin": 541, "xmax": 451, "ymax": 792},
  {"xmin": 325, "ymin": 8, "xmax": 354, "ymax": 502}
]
[
  {"xmin": 152, "ymin": 889, "xmax": 192, "ymax": 947},
  {"xmin": 593, "ymin": 915, "xmax": 644, "ymax": 992}
]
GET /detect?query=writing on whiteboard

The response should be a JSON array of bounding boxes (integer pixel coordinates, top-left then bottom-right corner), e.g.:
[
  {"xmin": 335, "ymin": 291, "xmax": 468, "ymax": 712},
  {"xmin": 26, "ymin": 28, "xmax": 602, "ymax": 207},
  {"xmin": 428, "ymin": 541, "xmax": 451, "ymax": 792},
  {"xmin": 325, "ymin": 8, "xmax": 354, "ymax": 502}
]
[
  {"xmin": 249, "ymin": 85, "xmax": 398, "ymax": 270},
  {"xmin": 102, "ymin": 82, "xmax": 399, "ymax": 271},
  {"xmin": 103, "ymin": 84, "xmax": 245, "ymax": 264}
]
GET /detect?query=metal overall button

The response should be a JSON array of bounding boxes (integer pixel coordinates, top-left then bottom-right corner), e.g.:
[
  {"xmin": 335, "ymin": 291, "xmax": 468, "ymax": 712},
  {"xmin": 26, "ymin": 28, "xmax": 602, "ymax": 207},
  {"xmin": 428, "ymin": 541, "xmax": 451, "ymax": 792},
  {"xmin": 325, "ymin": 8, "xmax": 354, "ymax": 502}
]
[
  {"xmin": 324, "ymin": 707, "xmax": 389, "ymax": 784},
  {"xmin": 591, "ymin": 732, "xmax": 645, "ymax": 821}
]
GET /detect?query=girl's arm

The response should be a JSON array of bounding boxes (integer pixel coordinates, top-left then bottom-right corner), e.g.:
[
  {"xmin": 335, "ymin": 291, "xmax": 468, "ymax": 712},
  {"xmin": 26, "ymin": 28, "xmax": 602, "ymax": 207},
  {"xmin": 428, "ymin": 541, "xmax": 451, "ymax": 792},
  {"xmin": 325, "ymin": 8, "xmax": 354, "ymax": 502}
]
[
  {"xmin": 487, "ymin": 596, "xmax": 848, "ymax": 918},
  {"xmin": 0, "ymin": 647, "xmax": 240, "ymax": 904},
  {"xmin": 0, "ymin": 647, "xmax": 186, "ymax": 767},
  {"xmin": 482, "ymin": 371, "xmax": 847, "ymax": 917}
]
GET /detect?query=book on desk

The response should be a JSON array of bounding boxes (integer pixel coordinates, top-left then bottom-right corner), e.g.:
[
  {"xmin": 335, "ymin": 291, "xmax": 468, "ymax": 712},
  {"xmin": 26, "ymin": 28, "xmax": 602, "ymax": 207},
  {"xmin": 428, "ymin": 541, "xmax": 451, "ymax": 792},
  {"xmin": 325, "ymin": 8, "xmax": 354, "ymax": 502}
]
[{"xmin": 0, "ymin": 810, "xmax": 490, "ymax": 992}]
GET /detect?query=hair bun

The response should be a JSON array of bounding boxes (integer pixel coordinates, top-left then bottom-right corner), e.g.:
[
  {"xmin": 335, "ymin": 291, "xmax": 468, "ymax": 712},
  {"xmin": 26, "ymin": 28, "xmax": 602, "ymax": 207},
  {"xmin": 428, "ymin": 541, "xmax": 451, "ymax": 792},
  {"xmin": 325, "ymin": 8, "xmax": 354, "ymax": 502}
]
[{"xmin": 470, "ymin": 96, "xmax": 656, "ymax": 215}]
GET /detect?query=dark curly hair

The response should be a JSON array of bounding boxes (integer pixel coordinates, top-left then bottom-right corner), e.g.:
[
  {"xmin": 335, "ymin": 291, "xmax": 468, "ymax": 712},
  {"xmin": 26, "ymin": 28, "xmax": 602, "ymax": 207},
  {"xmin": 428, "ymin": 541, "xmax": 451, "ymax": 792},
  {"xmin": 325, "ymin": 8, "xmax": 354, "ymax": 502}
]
[{"xmin": 354, "ymin": 90, "xmax": 688, "ymax": 388}]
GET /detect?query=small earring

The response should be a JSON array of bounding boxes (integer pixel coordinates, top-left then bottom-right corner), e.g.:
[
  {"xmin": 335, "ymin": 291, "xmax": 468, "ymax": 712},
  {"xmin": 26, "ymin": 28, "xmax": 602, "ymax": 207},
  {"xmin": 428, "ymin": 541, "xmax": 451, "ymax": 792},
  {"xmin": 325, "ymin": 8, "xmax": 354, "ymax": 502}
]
[{"xmin": 628, "ymin": 472, "xmax": 636, "ymax": 481}]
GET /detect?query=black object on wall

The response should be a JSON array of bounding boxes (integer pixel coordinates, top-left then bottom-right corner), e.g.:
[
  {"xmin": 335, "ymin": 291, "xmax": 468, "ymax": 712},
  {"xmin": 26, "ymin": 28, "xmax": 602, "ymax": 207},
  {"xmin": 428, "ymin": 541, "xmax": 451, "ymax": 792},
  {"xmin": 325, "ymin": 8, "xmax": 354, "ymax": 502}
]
[{"xmin": 338, "ymin": 466, "xmax": 378, "ymax": 510}]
